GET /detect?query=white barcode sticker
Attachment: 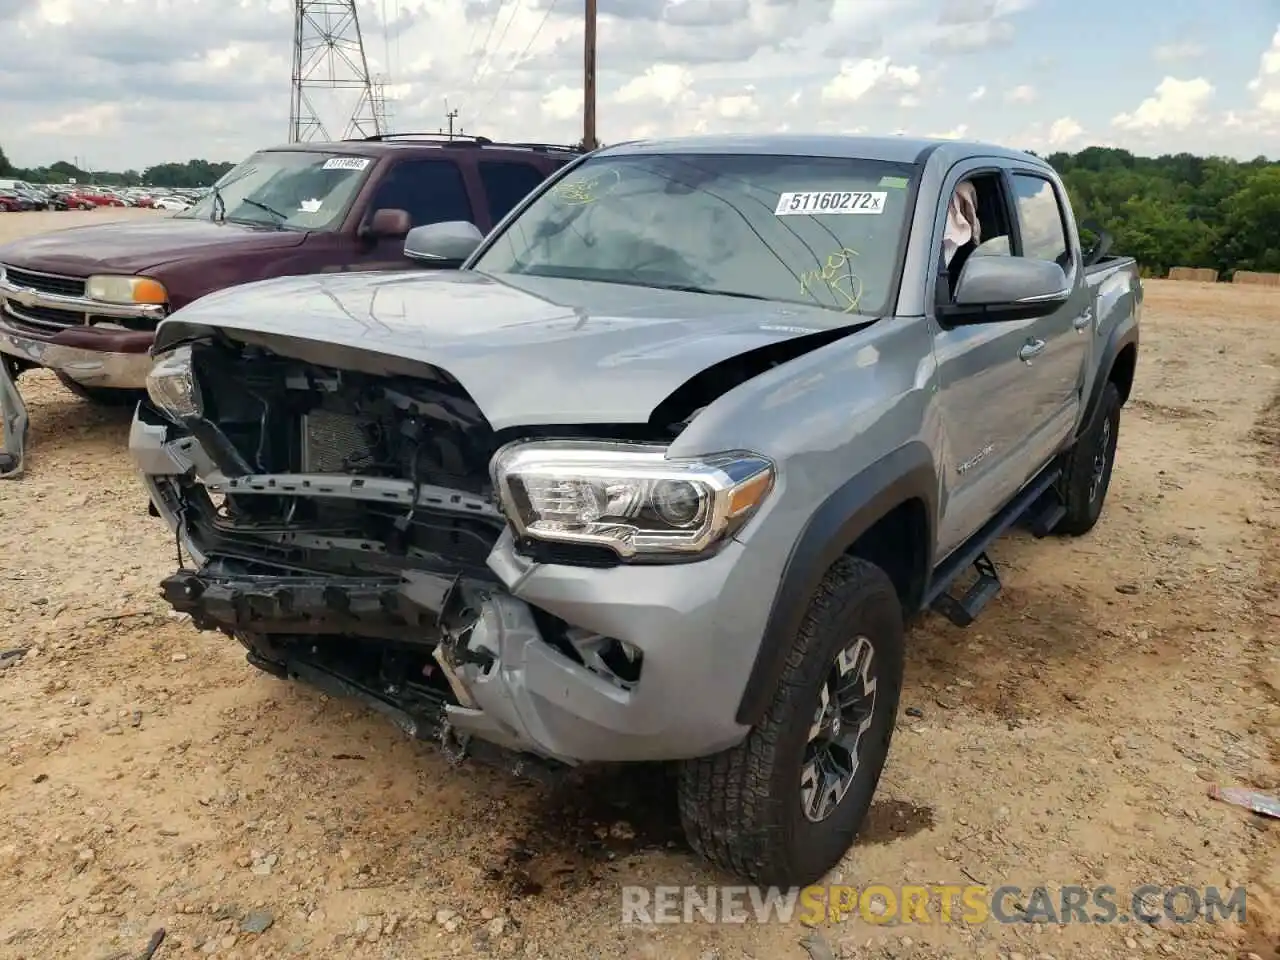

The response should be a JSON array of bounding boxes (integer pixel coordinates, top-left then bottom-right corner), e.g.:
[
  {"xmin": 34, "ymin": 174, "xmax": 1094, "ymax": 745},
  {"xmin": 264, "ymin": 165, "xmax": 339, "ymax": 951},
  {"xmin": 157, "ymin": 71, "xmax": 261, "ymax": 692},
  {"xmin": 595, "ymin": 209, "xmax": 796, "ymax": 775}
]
[
  {"xmin": 322, "ymin": 157, "xmax": 371, "ymax": 171},
  {"xmin": 775, "ymin": 190, "xmax": 887, "ymax": 215}
]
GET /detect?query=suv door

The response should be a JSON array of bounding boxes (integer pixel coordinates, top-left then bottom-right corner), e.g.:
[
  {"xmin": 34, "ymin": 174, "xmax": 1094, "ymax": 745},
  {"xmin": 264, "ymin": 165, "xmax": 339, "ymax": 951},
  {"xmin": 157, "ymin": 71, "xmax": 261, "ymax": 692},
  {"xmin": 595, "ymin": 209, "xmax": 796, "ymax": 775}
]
[
  {"xmin": 1006, "ymin": 170, "xmax": 1087, "ymax": 472},
  {"xmin": 930, "ymin": 162, "xmax": 1049, "ymax": 559}
]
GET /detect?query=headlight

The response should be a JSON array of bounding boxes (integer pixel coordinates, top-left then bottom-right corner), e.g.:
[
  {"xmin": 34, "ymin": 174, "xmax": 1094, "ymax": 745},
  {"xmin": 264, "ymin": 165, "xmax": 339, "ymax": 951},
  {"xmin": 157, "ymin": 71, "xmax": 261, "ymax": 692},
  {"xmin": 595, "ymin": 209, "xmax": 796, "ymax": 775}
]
[
  {"xmin": 490, "ymin": 440, "xmax": 774, "ymax": 559},
  {"xmin": 146, "ymin": 345, "xmax": 202, "ymax": 422},
  {"xmin": 86, "ymin": 274, "xmax": 167, "ymax": 305}
]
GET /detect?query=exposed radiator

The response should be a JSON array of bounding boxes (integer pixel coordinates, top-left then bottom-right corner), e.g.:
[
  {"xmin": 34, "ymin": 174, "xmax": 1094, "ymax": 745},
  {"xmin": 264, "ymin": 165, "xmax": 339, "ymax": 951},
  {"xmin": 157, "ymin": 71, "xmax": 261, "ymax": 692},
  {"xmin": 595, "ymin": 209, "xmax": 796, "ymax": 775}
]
[{"xmin": 300, "ymin": 408, "xmax": 379, "ymax": 473}]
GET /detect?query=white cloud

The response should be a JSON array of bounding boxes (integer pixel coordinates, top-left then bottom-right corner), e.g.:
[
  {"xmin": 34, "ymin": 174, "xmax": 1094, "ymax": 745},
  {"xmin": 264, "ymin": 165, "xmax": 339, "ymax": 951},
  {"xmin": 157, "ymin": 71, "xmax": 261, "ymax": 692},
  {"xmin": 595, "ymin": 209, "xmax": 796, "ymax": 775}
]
[
  {"xmin": 1152, "ymin": 40, "xmax": 1204, "ymax": 63},
  {"xmin": 968, "ymin": 85, "xmax": 986, "ymax": 101},
  {"xmin": 1111, "ymin": 76, "xmax": 1214, "ymax": 131},
  {"xmin": 1046, "ymin": 116, "xmax": 1084, "ymax": 147},
  {"xmin": 1247, "ymin": 25, "xmax": 1280, "ymax": 114},
  {"xmin": 712, "ymin": 92, "xmax": 759, "ymax": 119},
  {"xmin": 540, "ymin": 86, "xmax": 582, "ymax": 122},
  {"xmin": 928, "ymin": 123, "xmax": 968, "ymax": 139},
  {"xmin": 612, "ymin": 64, "xmax": 695, "ymax": 105},
  {"xmin": 1004, "ymin": 84, "xmax": 1036, "ymax": 104},
  {"xmin": 821, "ymin": 57, "xmax": 921, "ymax": 103}
]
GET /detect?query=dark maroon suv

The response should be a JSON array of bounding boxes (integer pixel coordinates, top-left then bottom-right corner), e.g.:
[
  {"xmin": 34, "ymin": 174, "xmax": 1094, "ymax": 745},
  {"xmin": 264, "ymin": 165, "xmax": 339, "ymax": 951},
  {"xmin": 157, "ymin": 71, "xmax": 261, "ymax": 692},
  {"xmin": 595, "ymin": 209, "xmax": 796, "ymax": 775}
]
[{"xmin": 0, "ymin": 134, "xmax": 582, "ymax": 406}]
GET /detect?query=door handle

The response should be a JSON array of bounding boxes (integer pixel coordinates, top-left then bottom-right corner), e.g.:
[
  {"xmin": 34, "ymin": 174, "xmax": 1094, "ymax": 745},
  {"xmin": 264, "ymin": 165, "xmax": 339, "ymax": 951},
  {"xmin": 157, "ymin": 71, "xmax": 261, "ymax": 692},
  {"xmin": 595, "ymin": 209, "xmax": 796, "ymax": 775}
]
[
  {"xmin": 1019, "ymin": 339, "xmax": 1046, "ymax": 362},
  {"xmin": 1073, "ymin": 308, "xmax": 1093, "ymax": 331}
]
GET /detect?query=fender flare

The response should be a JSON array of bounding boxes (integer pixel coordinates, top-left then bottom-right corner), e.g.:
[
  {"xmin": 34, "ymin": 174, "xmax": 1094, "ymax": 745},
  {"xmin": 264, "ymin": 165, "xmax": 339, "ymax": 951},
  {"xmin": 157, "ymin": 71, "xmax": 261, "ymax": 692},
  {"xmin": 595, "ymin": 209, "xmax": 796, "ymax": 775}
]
[
  {"xmin": 1079, "ymin": 323, "xmax": 1139, "ymax": 439},
  {"xmin": 734, "ymin": 441, "xmax": 939, "ymax": 726}
]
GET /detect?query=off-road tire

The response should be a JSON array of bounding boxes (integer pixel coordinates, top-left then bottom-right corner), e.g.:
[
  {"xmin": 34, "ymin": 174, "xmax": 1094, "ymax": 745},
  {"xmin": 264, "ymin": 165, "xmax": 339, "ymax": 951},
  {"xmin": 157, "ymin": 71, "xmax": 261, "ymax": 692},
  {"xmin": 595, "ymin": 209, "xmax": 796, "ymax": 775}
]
[
  {"xmin": 677, "ymin": 555, "xmax": 905, "ymax": 886},
  {"xmin": 55, "ymin": 374, "xmax": 145, "ymax": 407},
  {"xmin": 1054, "ymin": 380, "xmax": 1122, "ymax": 536}
]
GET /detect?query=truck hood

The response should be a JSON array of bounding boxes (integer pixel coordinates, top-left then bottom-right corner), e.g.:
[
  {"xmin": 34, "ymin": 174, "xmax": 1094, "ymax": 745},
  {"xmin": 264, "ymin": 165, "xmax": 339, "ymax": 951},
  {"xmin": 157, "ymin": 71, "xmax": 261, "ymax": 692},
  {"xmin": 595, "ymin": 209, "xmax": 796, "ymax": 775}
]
[
  {"xmin": 0, "ymin": 217, "xmax": 307, "ymax": 276},
  {"xmin": 156, "ymin": 269, "xmax": 864, "ymax": 431}
]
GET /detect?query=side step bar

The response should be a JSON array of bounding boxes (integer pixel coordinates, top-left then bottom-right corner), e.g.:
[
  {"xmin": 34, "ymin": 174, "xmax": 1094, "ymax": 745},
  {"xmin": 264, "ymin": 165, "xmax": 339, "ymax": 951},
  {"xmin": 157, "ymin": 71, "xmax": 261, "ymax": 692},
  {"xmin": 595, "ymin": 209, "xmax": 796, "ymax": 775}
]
[{"xmin": 924, "ymin": 466, "xmax": 1063, "ymax": 627}]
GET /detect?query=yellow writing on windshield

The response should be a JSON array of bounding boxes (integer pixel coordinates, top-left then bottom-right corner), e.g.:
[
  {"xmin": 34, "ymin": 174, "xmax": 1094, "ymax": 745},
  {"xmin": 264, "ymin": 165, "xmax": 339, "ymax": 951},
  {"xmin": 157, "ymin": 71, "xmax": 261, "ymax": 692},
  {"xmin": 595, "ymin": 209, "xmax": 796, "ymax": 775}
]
[
  {"xmin": 799, "ymin": 247, "xmax": 863, "ymax": 313},
  {"xmin": 552, "ymin": 168, "xmax": 623, "ymax": 205}
]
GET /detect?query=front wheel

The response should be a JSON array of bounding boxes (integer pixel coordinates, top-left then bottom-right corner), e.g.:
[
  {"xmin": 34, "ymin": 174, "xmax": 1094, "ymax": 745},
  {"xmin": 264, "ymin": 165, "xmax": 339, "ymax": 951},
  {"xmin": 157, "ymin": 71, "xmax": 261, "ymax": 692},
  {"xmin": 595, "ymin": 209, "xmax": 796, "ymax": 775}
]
[{"xmin": 678, "ymin": 555, "xmax": 905, "ymax": 886}]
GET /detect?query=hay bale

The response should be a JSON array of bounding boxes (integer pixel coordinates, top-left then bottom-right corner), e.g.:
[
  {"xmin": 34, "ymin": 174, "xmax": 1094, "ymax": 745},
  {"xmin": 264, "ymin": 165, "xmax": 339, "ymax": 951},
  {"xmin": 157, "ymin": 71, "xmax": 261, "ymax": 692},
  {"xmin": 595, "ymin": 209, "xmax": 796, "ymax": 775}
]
[
  {"xmin": 1232, "ymin": 270, "xmax": 1280, "ymax": 287},
  {"xmin": 1167, "ymin": 266, "xmax": 1219, "ymax": 282}
]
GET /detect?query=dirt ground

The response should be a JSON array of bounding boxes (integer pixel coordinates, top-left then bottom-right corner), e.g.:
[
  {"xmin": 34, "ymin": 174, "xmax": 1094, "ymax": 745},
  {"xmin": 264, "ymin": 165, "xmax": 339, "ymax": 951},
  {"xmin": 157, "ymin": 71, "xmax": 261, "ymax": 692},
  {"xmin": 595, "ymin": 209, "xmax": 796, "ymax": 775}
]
[{"xmin": 0, "ymin": 209, "xmax": 1277, "ymax": 960}]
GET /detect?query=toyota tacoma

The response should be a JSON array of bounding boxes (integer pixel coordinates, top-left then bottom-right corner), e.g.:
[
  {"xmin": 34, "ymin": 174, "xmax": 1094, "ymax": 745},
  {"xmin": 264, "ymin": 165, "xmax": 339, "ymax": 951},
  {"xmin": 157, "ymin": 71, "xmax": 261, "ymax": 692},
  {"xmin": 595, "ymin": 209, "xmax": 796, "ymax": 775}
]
[{"xmin": 130, "ymin": 134, "xmax": 1140, "ymax": 886}]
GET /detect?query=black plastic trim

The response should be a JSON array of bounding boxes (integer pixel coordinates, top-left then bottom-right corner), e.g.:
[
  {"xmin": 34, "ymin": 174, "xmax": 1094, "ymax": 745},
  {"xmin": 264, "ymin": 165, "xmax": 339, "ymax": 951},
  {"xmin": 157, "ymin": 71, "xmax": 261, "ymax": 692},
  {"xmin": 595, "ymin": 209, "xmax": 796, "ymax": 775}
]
[
  {"xmin": 734, "ymin": 442, "xmax": 938, "ymax": 726},
  {"xmin": 1079, "ymin": 323, "xmax": 1139, "ymax": 440}
]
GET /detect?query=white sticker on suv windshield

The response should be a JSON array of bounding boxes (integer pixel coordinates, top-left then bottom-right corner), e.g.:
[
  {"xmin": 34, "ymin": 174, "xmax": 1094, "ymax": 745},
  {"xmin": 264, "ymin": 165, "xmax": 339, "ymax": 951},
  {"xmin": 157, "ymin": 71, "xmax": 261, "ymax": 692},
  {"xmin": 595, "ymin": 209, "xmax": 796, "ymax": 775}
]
[
  {"xmin": 775, "ymin": 191, "xmax": 887, "ymax": 215},
  {"xmin": 322, "ymin": 157, "xmax": 371, "ymax": 171}
]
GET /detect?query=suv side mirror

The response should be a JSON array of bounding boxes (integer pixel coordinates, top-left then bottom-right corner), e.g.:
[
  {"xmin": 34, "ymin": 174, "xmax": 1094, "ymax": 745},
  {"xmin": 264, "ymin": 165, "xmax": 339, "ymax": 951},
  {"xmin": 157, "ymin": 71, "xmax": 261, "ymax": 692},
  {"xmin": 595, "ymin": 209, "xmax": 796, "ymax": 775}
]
[
  {"xmin": 364, "ymin": 207, "xmax": 412, "ymax": 239},
  {"xmin": 940, "ymin": 256, "xmax": 1070, "ymax": 324},
  {"xmin": 404, "ymin": 220, "xmax": 484, "ymax": 263}
]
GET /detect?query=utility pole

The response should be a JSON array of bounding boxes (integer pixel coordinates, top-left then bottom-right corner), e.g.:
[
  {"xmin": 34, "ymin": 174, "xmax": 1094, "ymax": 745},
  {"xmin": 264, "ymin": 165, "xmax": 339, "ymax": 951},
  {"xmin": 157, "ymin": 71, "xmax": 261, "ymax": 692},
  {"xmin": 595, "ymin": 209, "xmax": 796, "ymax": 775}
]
[
  {"xmin": 444, "ymin": 108, "xmax": 459, "ymax": 139},
  {"xmin": 583, "ymin": 0, "xmax": 598, "ymax": 151}
]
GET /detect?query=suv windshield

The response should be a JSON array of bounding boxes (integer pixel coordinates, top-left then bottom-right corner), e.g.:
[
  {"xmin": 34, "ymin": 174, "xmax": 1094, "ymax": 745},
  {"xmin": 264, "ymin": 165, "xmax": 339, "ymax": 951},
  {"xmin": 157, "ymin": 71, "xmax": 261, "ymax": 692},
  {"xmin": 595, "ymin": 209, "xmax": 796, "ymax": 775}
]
[
  {"xmin": 472, "ymin": 152, "xmax": 918, "ymax": 316},
  {"xmin": 176, "ymin": 150, "xmax": 374, "ymax": 230}
]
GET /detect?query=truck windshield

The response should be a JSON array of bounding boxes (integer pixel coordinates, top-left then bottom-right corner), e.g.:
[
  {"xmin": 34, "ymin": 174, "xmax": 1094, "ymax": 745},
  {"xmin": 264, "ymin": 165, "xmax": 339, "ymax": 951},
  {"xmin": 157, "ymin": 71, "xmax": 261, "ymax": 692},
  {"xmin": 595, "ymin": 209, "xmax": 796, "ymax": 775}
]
[
  {"xmin": 175, "ymin": 150, "xmax": 374, "ymax": 230},
  {"xmin": 472, "ymin": 152, "xmax": 918, "ymax": 316}
]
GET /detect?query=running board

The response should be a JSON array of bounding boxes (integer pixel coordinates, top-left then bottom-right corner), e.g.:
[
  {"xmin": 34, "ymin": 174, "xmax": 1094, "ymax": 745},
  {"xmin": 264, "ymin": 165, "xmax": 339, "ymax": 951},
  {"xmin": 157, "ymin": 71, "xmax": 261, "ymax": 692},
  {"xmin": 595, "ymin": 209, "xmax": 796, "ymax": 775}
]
[{"xmin": 924, "ymin": 466, "xmax": 1062, "ymax": 627}]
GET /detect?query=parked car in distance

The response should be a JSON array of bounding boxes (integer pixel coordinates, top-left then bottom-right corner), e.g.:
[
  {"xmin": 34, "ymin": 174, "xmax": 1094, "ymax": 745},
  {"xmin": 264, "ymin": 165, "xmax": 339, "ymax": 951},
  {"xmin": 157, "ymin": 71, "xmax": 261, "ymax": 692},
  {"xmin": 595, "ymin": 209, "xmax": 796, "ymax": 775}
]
[
  {"xmin": 152, "ymin": 196, "xmax": 192, "ymax": 211},
  {"xmin": 0, "ymin": 133, "xmax": 582, "ymax": 422},
  {"xmin": 131, "ymin": 134, "xmax": 1141, "ymax": 885}
]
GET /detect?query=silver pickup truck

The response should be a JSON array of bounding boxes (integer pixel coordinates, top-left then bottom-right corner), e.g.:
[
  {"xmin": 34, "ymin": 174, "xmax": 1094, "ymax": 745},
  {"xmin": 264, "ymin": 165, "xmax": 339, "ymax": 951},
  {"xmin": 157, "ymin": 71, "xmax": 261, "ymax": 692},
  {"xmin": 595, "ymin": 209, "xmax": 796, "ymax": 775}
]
[{"xmin": 130, "ymin": 134, "xmax": 1141, "ymax": 886}]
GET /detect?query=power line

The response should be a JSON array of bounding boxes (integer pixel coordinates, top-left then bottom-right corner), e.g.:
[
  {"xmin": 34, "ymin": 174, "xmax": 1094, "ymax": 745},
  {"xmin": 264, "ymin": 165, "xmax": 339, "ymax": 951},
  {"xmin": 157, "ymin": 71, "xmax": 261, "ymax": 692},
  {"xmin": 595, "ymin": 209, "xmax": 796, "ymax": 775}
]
[
  {"xmin": 466, "ymin": 0, "xmax": 507, "ymax": 89},
  {"xmin": 473, "ymin": 0, "xmax": 524, "ymax": 96},
  {"xmin": 472, "ymin": 0, "xmax": 559, "ymax": 123}
]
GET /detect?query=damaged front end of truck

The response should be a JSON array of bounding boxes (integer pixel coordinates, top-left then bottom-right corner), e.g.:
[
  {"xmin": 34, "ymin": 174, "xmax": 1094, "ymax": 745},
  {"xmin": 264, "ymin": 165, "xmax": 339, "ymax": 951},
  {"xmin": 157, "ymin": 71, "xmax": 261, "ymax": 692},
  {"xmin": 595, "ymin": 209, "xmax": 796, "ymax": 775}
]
[{"xmin": 129, "ymin": 304, "xmax": 832, "ymax": 777}]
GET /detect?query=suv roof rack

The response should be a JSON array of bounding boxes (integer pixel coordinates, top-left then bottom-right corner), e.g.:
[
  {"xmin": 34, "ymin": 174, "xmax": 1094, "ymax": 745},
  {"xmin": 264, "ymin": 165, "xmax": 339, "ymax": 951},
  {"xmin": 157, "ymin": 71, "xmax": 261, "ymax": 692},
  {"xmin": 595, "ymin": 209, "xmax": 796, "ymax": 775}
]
[
  {"xmin": 356, "ymin": 132, "xmax": 494, "ymax": 144},
  {"xmin": 351, "ymin": 132, "xmax": 585, "ymax": 153}
]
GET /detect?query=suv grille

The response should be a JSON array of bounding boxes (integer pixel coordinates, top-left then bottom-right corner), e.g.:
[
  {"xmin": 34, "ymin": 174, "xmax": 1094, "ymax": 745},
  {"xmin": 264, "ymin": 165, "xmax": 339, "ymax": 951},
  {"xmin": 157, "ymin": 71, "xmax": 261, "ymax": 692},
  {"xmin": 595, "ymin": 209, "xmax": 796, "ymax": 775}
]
[{"xmin": 3, "ymin": 266, "xmax": 86, "ymax": 298}]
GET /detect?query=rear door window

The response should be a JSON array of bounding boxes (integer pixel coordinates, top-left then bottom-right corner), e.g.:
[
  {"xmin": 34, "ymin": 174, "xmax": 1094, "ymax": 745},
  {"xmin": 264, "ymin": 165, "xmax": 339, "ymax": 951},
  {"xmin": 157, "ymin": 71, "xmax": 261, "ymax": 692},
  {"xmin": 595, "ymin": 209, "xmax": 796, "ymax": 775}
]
[
  {"xmin": 1010, "ymin": 174, "xmax": 1071, "ymax": 269},
  {"xmin": 368, "ymin": 159, "xmax": 474, "ymax": 227},
  {"xmin": 477, "ymin": 161, "xmax": 547, "ymax": 224}
]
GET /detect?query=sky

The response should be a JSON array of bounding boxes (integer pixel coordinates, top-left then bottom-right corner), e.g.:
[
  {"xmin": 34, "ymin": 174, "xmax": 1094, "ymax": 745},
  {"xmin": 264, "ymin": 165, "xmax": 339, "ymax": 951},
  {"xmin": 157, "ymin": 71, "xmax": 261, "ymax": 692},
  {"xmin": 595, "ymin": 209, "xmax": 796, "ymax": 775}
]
[{"xmin": 0, "ymin": 0, "xmax": 1277, "ymax": 171}]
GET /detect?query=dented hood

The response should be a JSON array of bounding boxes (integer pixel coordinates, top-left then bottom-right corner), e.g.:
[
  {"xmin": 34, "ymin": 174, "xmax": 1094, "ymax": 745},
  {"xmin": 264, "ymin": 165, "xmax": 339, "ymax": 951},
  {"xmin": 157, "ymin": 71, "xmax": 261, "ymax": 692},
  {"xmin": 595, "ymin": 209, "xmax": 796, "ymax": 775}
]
[{"xmin": 155, "ymin": 268, "xmax": 861, "ymax": 431}]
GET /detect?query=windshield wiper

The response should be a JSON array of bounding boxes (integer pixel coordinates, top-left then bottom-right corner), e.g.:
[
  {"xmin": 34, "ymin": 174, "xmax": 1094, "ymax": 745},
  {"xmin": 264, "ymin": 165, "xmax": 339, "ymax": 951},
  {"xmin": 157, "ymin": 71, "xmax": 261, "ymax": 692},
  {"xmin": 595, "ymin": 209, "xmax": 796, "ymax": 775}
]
[
  {"xmin": 238, "ymin": 197, "xmax": 290, "ymax": 224},
  {"xmin": 643, "ymin": 282, "xmax": 772, "ymax": 301}
]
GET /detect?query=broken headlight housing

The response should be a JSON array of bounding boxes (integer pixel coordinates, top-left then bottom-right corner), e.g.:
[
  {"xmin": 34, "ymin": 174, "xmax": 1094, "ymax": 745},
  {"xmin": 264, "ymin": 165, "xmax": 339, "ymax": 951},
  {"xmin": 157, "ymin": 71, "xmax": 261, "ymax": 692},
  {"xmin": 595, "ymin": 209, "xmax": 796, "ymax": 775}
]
[
  {"xmin": 145, "ymin": 344, "xmax": 203, "ymax": 422},
  {"xmin": 490, "ymin": 440, "xmax": 774, "ymax": 559}
]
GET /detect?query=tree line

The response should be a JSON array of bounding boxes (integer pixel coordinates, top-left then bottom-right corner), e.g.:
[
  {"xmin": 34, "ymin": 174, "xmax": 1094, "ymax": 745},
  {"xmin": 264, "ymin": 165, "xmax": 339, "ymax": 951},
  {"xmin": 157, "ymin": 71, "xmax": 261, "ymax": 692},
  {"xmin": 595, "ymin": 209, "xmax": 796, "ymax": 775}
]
[
  {"xmin": 0, "ymin": 145, "xmax": 234, "ymax": 191},
  {"xmin": 1042, "ymin": 146, "xmax": 1279, "ymax": 277},
  {"xmin": 2, "ymin": 141, "xmax": 1276, "ymax": 275}
]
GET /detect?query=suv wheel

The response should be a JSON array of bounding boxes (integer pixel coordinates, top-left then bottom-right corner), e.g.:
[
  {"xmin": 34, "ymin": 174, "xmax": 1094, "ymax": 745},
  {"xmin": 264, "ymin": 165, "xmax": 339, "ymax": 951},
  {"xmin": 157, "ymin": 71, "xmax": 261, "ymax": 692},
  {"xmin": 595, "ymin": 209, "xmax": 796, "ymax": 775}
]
[
  {"xmin": 1054, "ymin": 380, "xmax": 1121, "ymax": 536},
  {"xmin": 677, "ymin": 555, "xmax": 904, "ymax": 886}
]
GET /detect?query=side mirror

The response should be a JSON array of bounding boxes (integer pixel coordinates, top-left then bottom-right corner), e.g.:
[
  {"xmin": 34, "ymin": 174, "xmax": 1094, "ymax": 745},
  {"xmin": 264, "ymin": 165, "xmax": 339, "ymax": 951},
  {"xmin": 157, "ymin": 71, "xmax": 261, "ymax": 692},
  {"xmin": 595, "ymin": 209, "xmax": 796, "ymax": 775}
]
[
  {"xmin": 364, "ymin": 207, "xmax": 411, "ymax": 239},
  {"xmin": 403, "ymin": 220, "xmax": 484, "ymax": 263},
  {"xmin": 940, "ymin": 256, "xmax": 1070, "ymax": 324}
]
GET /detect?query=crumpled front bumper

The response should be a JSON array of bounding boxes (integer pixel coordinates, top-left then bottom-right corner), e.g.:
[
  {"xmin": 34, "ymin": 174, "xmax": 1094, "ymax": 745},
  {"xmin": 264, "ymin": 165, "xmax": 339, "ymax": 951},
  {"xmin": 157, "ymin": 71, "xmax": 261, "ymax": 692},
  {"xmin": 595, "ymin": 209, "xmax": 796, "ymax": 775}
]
[{"xmin": 130, "ymin": 414, "xmax": 762, "ymax": 766}]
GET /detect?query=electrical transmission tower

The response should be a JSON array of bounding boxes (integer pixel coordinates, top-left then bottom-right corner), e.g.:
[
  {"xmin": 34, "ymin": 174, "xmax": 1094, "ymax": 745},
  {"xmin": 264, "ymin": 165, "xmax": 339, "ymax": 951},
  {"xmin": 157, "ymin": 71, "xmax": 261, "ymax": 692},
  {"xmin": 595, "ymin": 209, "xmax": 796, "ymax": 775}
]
[{"xmin": 290, "ymin": 0, "xmax": 388, "ymax": 142}]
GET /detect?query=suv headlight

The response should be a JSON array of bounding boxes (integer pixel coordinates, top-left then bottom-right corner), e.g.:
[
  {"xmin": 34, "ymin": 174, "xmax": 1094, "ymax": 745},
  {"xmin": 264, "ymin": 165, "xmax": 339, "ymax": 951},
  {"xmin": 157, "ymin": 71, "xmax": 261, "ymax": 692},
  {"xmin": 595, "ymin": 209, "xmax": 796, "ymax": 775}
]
[
  {"xmin": 146, "ymin": 344, "xmax": 202, "ymax": 422},
  {"xmin": 86, "ymin": 274, "xmax": 168, "ymax": 305},
  {"xmin": 490, "ymin": 440, "xmax": 774, "ymax": 559}
]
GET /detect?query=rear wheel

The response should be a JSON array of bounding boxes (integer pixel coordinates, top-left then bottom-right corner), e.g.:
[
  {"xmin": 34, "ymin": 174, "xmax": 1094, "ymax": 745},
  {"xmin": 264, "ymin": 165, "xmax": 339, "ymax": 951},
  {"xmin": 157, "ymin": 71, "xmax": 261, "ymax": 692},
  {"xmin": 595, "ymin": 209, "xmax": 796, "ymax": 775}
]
[
  {"xmin": 56, "ymin": 374, "xmax": 145, "ymax": 407},
  {"xmin": 1054, "ymin": 381, "xmax": 1122, "ymax": 536},
  {"xmin": 677, "ymin": 556, "xmax": 905, "ymax": 886}
]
